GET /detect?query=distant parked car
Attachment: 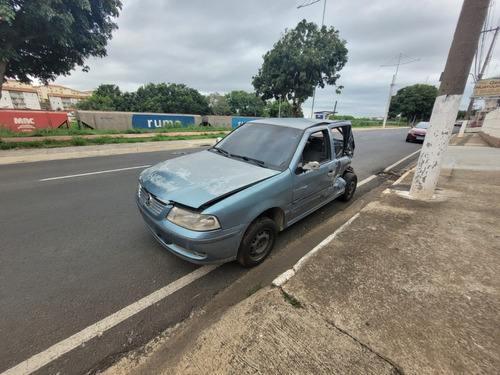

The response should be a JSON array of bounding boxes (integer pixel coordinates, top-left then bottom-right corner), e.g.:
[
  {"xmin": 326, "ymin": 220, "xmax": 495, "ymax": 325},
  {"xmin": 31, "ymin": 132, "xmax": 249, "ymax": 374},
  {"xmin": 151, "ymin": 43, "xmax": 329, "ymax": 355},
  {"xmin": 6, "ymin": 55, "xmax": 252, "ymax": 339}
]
[
  {"xmin": 136, "ymin": 118, "xmax": 357, "ymax": 267},
  {"xmin": 406, "ymin": 121, "xmax": 429, "ymax": 142}
]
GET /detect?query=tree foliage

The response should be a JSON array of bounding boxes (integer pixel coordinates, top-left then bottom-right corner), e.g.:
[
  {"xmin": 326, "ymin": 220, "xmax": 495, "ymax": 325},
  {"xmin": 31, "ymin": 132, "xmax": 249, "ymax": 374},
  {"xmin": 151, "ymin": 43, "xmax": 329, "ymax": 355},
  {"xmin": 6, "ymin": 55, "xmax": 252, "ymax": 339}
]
[
  {"xmin": 252, "ymin": 19, "xmax": 348, "ymax": 117},
  {"xmin": 76, "ymin": 83, "xmax": 211, "ymax": 115},
  {"xmin": 388, "ymin": 84, "xmax": 438, "ymax": 124},
  {"xmin": 0, "ymin": 0, "xmax": 122, "ymax": 94},
  {"xmin": 265, "ymin": 99, "xmax": 294, "ymax": 118},
  {"xmin": 206, "ymin": 92, "xmax": 231, "ymax": 116},
  {"xmin": 226, "ymin": 90, "xmax": 265, "ymax": 117},
  {"xmin": 76, "ymin": 84, "xmax": 122, "ymax": 111}
]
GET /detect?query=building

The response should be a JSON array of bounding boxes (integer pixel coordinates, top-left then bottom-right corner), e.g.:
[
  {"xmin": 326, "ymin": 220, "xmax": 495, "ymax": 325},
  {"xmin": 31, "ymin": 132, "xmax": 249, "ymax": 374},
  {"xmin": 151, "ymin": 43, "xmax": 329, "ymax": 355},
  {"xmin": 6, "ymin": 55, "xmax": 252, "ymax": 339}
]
[
  {"xmin": 0, "ymin": 79, "xmax": 92, "ymax": 111},
  {"xmin": 314, "ymin": 111, "xmax": 334, "ymax": 120},
  {"xmin": 0, "ymin": 80, "xmax": 41, "ymax": 110}
]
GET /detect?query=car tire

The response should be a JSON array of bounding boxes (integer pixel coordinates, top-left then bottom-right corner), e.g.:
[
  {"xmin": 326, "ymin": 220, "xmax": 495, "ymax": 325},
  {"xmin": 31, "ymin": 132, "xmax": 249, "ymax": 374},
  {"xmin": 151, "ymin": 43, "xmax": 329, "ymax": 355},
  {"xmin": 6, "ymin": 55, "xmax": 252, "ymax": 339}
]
[
  {"xmin": 340, "ymin": 172, "xmax": 357, "ymax": 202},
  {"xmin": 237, "ymin": 217, "xmax": 278, "ymax": 267}
]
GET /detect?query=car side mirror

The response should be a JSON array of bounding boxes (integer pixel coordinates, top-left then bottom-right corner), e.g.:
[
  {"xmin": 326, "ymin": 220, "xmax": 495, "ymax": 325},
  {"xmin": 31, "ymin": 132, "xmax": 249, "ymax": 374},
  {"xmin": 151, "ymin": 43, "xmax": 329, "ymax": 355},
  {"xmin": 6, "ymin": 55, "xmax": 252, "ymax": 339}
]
[{"xmin": 301, "ymin": 161, "xmax": 320, "ymax": 171}]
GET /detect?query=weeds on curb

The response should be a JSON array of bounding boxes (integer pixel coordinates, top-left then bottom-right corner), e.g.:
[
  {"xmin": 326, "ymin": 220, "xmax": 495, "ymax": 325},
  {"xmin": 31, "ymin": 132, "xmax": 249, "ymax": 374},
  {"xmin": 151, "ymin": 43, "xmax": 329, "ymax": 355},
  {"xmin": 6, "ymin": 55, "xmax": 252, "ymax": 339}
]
[
  {"xmin": 281, "ymin": 291, "xmax": 303, "ymax": 308},
  {"xmin": 246, "ymin": 284, "xmax": 262, "ymax": 297}
]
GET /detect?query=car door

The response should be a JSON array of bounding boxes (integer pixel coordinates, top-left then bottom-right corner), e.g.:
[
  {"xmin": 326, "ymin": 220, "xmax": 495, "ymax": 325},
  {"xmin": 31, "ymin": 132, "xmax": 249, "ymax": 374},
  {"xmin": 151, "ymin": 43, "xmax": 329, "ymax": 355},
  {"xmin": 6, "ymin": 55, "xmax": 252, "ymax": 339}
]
[{"xmin": 289, "ymin": 128, "xmax": 341, "ymax": 223}]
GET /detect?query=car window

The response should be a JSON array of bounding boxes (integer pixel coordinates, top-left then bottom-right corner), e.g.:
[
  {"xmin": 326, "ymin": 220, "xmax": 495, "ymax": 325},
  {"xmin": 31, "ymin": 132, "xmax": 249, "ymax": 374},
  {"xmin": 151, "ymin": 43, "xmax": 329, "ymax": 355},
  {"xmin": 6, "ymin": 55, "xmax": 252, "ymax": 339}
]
[
  {"xmin": 214, "ymin": 122, "xmax": 302, "ymax": 171},
  {"xmin": 415, "ymin": 122, "xmax": 429, "ymax": 129},
  {"xmin": 301, "ymin": 130, "xmax": 331, "ymax": 164},
  {"xmin": 330, "ymin": 125, "xmax": 354, "ymax": 158},
  {"xmin": 331, "ymin": 128, "xmax": 345, "ymax": 158}
]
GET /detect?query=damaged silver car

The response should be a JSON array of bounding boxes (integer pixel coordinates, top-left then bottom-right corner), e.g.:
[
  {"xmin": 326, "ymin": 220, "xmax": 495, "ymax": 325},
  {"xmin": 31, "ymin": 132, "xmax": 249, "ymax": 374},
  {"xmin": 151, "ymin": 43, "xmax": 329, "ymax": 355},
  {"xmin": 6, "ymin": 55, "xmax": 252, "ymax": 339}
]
[{"xmin": 136, "ymin": 118, "xmax": 357, "ymax": 267}]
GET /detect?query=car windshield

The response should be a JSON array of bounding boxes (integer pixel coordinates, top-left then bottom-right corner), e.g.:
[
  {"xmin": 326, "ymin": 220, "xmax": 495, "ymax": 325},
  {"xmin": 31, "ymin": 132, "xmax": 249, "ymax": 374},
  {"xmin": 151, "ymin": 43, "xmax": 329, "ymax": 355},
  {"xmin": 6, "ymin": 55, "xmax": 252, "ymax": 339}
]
[
  {"xmin": 211, "ymin": 122, "xmax": 302, "ymax": 171},
  {"xmin": 415, "ymin": 122, "xmax": 429, "ymax": 129}
]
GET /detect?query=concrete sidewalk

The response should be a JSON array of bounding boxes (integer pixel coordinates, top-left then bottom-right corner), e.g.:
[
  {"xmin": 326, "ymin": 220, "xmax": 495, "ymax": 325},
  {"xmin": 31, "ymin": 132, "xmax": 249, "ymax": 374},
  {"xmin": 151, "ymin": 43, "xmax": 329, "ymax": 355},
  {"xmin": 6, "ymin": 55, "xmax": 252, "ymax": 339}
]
[{"xmin": 104, "ymin": 134, "xmax": 499, "ymax": 375}]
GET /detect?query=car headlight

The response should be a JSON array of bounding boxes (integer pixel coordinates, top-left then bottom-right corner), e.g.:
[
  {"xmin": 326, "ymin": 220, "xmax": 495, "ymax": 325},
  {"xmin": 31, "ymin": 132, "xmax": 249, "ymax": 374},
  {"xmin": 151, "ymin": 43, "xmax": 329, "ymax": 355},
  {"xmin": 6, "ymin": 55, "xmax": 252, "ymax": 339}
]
[{"xmin": 167, "ymin": 206, "xmax": 220, "ymax": 231}]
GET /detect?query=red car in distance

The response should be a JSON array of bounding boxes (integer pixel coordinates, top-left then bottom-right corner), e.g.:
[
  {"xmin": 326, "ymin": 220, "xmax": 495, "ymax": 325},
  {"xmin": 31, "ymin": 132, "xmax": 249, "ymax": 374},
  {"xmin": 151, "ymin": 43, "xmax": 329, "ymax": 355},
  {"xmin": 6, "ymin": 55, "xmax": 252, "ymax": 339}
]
[{"xmin": 406, "ymin": 121, "xmax": 429, "ymax": 143}]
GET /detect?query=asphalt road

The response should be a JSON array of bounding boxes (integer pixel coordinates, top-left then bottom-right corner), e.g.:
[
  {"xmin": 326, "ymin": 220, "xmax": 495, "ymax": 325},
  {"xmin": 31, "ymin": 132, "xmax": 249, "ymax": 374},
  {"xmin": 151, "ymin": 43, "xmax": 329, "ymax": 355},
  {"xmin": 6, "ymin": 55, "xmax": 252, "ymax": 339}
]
[{"xmin": 0, "ymin": 128, "xmax": 422, "ymax": 375}]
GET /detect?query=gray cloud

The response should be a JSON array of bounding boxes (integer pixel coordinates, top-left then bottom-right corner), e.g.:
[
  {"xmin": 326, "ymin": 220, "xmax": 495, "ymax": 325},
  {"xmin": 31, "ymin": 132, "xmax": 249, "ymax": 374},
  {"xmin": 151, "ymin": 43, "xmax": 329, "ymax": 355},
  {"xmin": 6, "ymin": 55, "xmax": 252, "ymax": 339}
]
[{"xmin": 54, "ymin": 0, "xmax": 500, "ymax": 117}]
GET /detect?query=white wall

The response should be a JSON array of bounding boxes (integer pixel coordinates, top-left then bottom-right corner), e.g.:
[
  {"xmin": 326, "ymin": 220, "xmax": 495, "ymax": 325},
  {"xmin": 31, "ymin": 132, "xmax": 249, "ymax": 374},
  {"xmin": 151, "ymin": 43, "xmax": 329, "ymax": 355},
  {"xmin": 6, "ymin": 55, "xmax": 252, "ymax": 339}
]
[
  {"xmin": 0, "ymin": 91, "xmax": 13, "ymax": 108},
  {"xmin": 480, "ymin": 108, "xmax": 500, "ymax": 147},
  {"xmin": 23, "ymin": 92, "xmax": 41, "ymax": 110}
]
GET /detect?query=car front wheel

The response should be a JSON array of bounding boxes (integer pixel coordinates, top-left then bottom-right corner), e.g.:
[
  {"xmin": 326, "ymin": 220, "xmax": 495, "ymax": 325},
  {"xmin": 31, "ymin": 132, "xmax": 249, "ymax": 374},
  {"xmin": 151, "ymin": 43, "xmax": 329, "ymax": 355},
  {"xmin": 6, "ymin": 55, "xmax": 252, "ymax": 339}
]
[{"xmin": 237, "ymin": 217, "xmax": 278, "ymax": 267}]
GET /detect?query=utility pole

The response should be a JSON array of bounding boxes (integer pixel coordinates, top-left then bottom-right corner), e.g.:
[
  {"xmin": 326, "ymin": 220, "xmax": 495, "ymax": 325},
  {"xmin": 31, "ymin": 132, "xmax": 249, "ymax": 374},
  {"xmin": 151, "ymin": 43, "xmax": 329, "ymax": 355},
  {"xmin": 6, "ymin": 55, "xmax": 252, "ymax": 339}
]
[
  {"xmin": 381, "ymin": 53, "xmax": 420, "ymax": 128},
  {"xmin": 297, "ymin": 0, "xmax": 327, "ymax": 118},
  {"xmin": 409, "ymin": 0, "xmax": 490, "ymax": 199},
  {"xmin": 464, "ymin": 26, "xmax": 500, "ymax": 119},
  {"xmin": 332, "ymin": 100, "xmax": 337, "ymax": 119}
]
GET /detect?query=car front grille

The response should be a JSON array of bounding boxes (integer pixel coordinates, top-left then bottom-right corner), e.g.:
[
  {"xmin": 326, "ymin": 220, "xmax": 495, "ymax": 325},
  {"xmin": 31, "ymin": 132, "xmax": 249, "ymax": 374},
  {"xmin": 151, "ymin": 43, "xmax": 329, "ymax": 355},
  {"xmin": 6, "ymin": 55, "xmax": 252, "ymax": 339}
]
[{"xmin": 138, "ymin": 186, "xmax": 168, "ymax": 216}]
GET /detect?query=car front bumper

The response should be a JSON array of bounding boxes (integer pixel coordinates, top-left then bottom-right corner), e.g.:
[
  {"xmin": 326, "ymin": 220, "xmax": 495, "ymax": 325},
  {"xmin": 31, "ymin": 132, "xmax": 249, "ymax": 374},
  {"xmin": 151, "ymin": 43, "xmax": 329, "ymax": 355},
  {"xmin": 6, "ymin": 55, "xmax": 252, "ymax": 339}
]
[
  {"xmin": 406, "ymin": 133, "xmax": 425, "ymax": 142},
  {"xmin": 136, "ymin": 197, "xmax": 245, "ymax": 264}
]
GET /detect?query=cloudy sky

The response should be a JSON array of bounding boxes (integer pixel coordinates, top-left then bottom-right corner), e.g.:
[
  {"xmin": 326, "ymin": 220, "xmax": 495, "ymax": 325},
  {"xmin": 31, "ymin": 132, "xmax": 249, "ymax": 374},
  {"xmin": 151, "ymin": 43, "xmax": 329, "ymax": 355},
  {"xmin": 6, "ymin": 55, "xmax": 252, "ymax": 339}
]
[{"xmin": 53, "ymin": 0, "xmax": 500, "ymax": 118}]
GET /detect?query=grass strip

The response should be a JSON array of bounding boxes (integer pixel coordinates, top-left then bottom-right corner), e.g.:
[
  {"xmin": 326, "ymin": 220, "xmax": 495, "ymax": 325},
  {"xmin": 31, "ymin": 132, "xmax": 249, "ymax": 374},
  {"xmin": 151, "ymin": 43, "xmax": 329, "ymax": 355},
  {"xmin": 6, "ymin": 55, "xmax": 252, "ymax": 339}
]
[{"xmin": 0, "ymin": 133, "xmax": 226, "ymax": 150}]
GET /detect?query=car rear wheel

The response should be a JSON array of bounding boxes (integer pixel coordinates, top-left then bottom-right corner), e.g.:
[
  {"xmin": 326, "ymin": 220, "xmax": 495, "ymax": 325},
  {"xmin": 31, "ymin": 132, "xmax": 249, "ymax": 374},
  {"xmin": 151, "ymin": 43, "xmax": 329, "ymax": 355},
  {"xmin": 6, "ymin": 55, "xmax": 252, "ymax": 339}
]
[
  {"xmin": 340, "ymin": 172, "xmax": 357, "ymax": 202},
  {"xmin": 237, "ymin": 217, "xmax": 278, "ymax": 267}
]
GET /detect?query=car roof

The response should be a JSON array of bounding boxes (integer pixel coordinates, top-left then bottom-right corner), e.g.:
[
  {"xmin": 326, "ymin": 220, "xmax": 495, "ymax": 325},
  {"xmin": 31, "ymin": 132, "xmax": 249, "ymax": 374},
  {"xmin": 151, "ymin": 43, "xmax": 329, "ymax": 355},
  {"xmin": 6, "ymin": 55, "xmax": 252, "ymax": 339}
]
[{"xmin": 247, "ymin": 118, "xmax": 351, "ymax": 130}]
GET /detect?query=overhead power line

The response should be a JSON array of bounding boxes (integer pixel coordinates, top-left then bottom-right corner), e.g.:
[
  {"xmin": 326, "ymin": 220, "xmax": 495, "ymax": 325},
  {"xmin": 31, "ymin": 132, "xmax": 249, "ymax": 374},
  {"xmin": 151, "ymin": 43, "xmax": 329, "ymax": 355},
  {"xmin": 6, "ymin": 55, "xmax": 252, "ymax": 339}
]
[{"xmin": 297, "ymin": 0, "xmax": 321, "ymax": 9}]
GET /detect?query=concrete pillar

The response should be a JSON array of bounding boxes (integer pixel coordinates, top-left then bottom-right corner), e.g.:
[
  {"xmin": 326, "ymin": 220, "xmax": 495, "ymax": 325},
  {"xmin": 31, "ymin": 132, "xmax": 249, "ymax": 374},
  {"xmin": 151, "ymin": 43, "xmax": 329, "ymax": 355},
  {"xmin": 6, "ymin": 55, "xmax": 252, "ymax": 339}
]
[{"xmin": 410, "ymin": 0, "xmax": 490, "ymax": 199}]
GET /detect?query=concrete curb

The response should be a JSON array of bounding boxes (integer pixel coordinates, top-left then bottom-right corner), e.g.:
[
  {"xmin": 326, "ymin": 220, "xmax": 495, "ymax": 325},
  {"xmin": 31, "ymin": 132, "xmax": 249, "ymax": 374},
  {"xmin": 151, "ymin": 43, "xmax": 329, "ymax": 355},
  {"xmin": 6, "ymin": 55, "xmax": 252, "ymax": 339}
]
[{"xmin": 271, "ymin": 212, "xmax": 361, "ymax": 288}]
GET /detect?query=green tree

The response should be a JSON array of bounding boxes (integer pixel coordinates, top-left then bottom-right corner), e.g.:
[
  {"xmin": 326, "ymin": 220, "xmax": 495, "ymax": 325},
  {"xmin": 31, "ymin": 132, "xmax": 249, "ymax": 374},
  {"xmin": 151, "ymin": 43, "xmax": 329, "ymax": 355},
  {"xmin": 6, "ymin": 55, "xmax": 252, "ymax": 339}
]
[
  {"xmin": 206, "ymin": 92, "xmax": 231, "ymax": 115},
  {"xmin": 130, "ymin": 83, "xmax": 210, "ymax": 115},
  {"xmin": 266, "ymin": 99, "xmax": 293, "ymax": 118},
  {"xmin": 76, "ymin": 84, "xmax": 123, "ymax": 111},
  {"xmin": 226, "ymin": 90, "xmax": 265, "ymax": 117},
  {"xmin": 75, "ymin": 82, "xmax": 211, "ymax": 114},
  {"xmin": 252, "ymin": 19, "xmax": 348, "ymax": 117},
  {"xmin": 388, "ymin": 84, "xmax": 438, "ymax": 124},
  {"xmin": 0, "ymin": 0, "xmax": 122, "ymax": 96}
]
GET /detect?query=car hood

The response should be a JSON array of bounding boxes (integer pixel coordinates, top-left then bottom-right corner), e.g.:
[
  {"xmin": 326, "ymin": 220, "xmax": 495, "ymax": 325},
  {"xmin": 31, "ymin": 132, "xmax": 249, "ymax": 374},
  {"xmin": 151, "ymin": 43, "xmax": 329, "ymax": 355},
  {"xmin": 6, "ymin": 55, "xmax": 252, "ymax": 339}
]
[{"xmin": 139, "ymin": 150, "xmax": 280, "ymax": 209}]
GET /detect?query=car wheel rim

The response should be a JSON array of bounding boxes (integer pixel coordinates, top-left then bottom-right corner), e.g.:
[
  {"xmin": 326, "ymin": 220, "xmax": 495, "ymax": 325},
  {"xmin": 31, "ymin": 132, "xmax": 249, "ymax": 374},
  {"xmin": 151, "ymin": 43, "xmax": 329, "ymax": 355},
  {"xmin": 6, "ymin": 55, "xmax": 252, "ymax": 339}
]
[{"xmin": 249, "ymin": 229, "xmax": 271, "ymax": 260}]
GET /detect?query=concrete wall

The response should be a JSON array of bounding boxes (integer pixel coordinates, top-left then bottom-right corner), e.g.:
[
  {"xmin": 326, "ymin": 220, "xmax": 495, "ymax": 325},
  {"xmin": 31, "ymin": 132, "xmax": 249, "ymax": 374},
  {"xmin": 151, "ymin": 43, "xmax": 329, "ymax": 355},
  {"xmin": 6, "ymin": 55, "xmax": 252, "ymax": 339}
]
[
  {"xmin": 76, "ymin": 111, "xmax": 134, "ymax": 131},
  {"xmin": 479, "ymin": 108, "xmax": 500, "ymax": 147},
  {"xmin": 203, "ymin": 115, "xmax": 263, "ymax": 128},
  {"xmin": 75, "ymin": 111, "xmax": 204, "ymax": 131}
]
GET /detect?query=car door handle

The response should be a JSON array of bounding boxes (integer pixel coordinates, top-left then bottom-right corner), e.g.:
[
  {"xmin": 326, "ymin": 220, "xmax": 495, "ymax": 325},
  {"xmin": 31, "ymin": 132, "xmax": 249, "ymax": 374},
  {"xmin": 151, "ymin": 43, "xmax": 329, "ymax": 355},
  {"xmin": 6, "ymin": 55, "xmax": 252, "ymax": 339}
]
[{"xmin": 327, "ymin": 171, "xmax": 335, "ymax": 177}]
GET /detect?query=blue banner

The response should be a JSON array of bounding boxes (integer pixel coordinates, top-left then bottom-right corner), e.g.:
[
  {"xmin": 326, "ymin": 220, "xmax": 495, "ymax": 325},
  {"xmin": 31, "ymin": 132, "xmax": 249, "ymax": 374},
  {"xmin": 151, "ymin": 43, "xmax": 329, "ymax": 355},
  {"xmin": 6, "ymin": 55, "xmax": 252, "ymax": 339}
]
[
  {"xmin": 231, "ymin": 117, "xmax": 261, "ymax": 128},
  {"xmin": 132, "ymin": 114, "xmax": 196, "ymax": 129}
]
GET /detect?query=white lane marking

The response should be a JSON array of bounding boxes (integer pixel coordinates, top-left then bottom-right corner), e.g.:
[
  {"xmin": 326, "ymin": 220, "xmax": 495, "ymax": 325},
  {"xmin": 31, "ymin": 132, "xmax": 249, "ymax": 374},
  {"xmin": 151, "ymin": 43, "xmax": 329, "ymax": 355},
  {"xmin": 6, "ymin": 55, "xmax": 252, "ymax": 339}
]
[
  {"xmin": 357, "ymin": 149, "xmax": 420, "ymax": 188},
  {"xmin": 383, "ymin": 149, "xmax": 421, "ymax": 172},
  {"xmin": 2, "ymin": 265, "xmax": 219, "ymax": 375},
  {"xmin": 39, "ymin": 165, "xmax": 151, "ymax": 182},
  {"xmin": 358, "ymin": 174, "xmax": 378, "ymax": 187}
]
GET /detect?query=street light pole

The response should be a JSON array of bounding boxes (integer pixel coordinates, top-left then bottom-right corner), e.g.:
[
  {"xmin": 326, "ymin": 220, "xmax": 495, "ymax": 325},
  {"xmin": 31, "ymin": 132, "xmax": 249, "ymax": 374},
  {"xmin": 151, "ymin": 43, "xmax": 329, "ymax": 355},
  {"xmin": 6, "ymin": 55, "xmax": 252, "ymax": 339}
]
[
  {"xmin": 278, "ymin": 94, "xmax": 282, "ymax": 118},
  {"xmin": 381, "ymin": 53, "xmax": 419, "ymax": 127},
  {"xmin": 298, "ymin": 0, "xmax": 326, "ymax": 118}
]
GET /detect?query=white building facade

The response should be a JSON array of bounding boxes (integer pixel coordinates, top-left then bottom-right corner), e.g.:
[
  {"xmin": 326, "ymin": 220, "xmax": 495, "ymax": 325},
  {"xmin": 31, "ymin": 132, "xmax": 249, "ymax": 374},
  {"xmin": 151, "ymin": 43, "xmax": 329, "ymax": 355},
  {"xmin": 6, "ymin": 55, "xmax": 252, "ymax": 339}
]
[{"xmin": 0, "ymin": 79, "xmax": 91, "ymax": 111}]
